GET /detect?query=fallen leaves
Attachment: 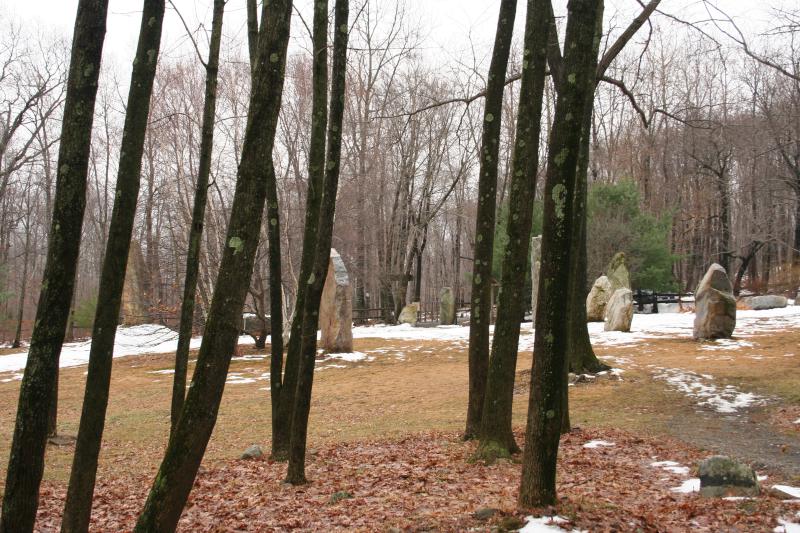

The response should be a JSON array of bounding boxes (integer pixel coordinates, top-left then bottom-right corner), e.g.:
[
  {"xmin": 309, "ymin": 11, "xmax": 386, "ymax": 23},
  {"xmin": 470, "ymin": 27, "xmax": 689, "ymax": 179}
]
[{"xmin": 31, "ymin": 427, "xmax": 799, "ymax": 532}]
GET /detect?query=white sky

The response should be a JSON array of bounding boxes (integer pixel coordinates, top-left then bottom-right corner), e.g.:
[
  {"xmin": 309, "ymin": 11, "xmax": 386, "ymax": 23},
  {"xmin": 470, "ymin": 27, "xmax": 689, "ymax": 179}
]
[{"xmin": 3, "ymin": 0, "xmax": 792, "ymax": 72}]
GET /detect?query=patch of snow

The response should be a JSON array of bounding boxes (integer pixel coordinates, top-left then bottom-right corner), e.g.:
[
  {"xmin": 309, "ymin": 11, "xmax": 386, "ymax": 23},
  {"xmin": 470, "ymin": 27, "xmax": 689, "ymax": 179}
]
[
  {"xmin": 794, "ymin": 419, "xmax": 800, "ymax": 425},
  {"xmin": 0, "ymin": 324, "xmax": 254, "ymax": 374},
  {"xmin": 519, "ymin": 515, "xmax": 585, "ymax": 533},
  {"xmin": 651, "ymin": 461, "xmax": 690, "ymax": 475},
  {"xmin": 325, "ymin": 351, "xmax": 369, "ymax": 362},
  {"xmin": 671, "ymin": 478, "xmax": 700, "ymax": 493},
  {"xmin": 653, "ymin": 368, "xmax": 764, "ymax": 414},
  {"xmin": 148, "ymin": 369, "xmax": 175, "ymax": 375},
  {"xmin": 699, "ymin": 339, "xmax": 753, "ymax": 351},
  {"xmin": 583, "ymin": 440, "xmax": 615, "ymax": 449},
  {"xmin": 775, "ymin": 518, "xmax": 800, "ymax": 533},
  {"xmin": 773, "ymin": 485, "xmax": 800, "ymax": 499}
]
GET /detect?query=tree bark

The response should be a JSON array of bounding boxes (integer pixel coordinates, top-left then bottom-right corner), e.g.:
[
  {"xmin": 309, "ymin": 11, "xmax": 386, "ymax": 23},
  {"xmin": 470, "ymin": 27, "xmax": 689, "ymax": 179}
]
[
  {"xmin": 565, "ymin": 8, "xmax": 609, "ymax": 378},
  {"xmin": 0, "ymin": 2, "xmax": 108, "ymax": 531},
  {"xmin": 61, "ymin": 3, "xmax": 165, "ymax": 530},
  {"xmin": 171, "ymin": 0, "xmax": 225, "ymax": 436},
  {"xmin": 270, "ymin": 0, "xmax": 330, "ymax": 462},
  {"xmin": 286, "ymin": 0, "xmax": 349, "ymax": 484},
  {"xmin": 476, "ymin": 0, "xmax": 549, "ymax": 460},
  {"xmin": 465, "ymin": 0, "xmax": 517, "ymax": 440},
  {"xmin": 134, "ymin": 1, "xmax": 292, "ymax": 529},
  {"xmin": 519, "ymin": 0, "xmax": 603, "ymax": 509}
]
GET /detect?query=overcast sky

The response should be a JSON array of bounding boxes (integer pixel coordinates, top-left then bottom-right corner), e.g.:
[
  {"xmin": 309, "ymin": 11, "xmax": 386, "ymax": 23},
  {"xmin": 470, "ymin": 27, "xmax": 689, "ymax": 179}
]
[{"xmin": 3, "ymin": 0, "xmax": 794, "ymax": 74}]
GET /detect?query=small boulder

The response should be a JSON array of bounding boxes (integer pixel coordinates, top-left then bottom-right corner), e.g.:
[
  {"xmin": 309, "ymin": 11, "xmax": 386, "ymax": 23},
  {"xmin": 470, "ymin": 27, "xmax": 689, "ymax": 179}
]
[
  {"xmin": 693, "ymin": 264, "xmax": 736, "ymax": 340},
  {"xmin": 398, "ymin": 302, "xmax": 419, "ymax": 325},
  {"xmin": 240, "ymin": 444, "xmax": 264, "ymax": 460},
  {"xmin": 698, "ymin": 455, "xmax": 759, "ymax": 497},
  {"xmin": 586, "ymin": 275, "xmax": 613, "ymax": 322},
  {"xmin": 740, "ymin": 295, "xmax": 788, "ymax": 310},
  {"xmin": 473, "ymin": 508, "xmax": 499, "ymax": 521},
  {"xmin": 604, "ymin": 288, "xmax": 633, "ymax": 332}
]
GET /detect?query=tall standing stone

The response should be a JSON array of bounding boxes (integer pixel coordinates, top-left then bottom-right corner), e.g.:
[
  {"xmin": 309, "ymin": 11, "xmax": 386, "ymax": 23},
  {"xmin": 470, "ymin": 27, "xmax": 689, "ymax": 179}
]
[
  {"xmin": 439, "ymin": 287, "xmax": 456, "ymax": 325},
  {"xmin": 693, "ymin": 263, "xmax": 736, "ymax": 340},
  {"xmin": 120, "ymin": 240, "xmax": 149, "ymax": 325},
  {"xmin": 586, "ymin": 275, "xmax": 613, "ymax": 322},
  {"xmin": 606, "ymin": 251, "xmax": 631, "ymax": 293},
  {"xmin": 319, "ymin": 249, "xmax": 353, "ymax": 353},
  {"xmin": 530, "ymin": 235, "xmax": 542, "ymax": 326}
]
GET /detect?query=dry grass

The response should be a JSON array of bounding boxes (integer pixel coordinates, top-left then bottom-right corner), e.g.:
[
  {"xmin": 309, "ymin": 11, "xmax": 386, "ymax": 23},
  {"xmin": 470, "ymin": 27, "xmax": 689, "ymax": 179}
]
[{"xmin": 0, "ymin": 325, "xmax": 797, "ymax": 489}]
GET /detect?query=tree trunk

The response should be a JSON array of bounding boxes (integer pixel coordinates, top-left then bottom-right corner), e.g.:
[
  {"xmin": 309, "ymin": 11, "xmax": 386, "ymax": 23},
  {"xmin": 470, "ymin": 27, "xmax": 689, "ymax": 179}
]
[
  {"xmin": 61, "ymin": 3, "xmax": 165, "ymax": 530},
  {"xmin": 0, "ymin": 2, "xmax": 108, "ymax": 531},
  {"xmin": 270, "ymin": 0, "xmax": 330, "ymax": 462},
  {"xmin": 465, "ymin": 0, "xmax": 517, "ymax": 440},
  {"xmin": 133, "ymin": 2, "xmax": 292, "ymax": 530},
  {"xmin": 11, "ymin": 227, "xmax": 31, "ymax": 349},
  {"xmin": 286, "ymin": 0, "xmax": 349, "ymax": 484},
  {"xmin": 519, "ymin": 0, "xmax": 603, "ymax": 509},
  {"xmin": 565, "ymin": 10, "xmax": 608, "ymax": 378},
  {"xmin": 171, "ymin": 0, "xmax": 225, "ymax": 436},
  {"xmin": 476, "ymin": 0, "xmax": 549, "ymax": 461}
]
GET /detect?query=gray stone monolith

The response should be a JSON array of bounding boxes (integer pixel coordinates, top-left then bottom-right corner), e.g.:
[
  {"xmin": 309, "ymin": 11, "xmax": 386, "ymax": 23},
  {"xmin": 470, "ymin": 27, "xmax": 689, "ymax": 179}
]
[
  {"xmin": 604, "ymin": 288, "xmax": 633, "ymax": 332},
  {"xmin": 693, "ymin": 263, "xmax": 736, "ymax": 340},
  {"xmin": 586, "ymin": 275, "xmax": 613, "ymax": 322},
  {"xmin": 439, "ymin": 287, "xmax": 456, "ymax": 325},
  {"xmin": 319, "ymin": 249, "xmax": 353, "ymax": 353}
]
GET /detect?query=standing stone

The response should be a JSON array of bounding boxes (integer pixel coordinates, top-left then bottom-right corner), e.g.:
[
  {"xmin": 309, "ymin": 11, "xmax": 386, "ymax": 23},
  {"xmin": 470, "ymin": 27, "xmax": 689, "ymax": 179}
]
[
  {"xmin": 319, "ymin": 249, "xmax": 353, "ymax": 353},
  {"xmin": 586, "ymin": 275, "xmax": 613, "ymax": 322},
  {"xmin": 606, "ymin": 251, "xmax": 631, "ymax": 293},
  {"xmin": 795, "ymin": 290, "xmax": 800, "ymax": 305},
  {"xmin": 439, "ymin": 287, "xmax": 456, "ymax": 325},
  {"xmin": 693, "ymin": 263, "xmax": 736, "ymax": 340},
  {"xmin": 530, "ymin": 235, "xmax": 542, "ymax": 325},
  {"xmin": 604, "ymin": 288, "xmax": 633, "ymax": 332},
  {"xmin": 120, "ymin": 240, "xmax": 149, "ymax": 325},
  {"xmin": 398, "ymin": 302, "xmax": 419, "ymax": 325}
]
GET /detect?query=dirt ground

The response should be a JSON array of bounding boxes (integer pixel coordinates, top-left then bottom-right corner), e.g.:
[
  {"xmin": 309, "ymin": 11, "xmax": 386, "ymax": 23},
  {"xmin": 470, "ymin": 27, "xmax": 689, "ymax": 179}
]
[{"xmin": 0, "ymin": 314, "xmax": 798, "ymax": 531}]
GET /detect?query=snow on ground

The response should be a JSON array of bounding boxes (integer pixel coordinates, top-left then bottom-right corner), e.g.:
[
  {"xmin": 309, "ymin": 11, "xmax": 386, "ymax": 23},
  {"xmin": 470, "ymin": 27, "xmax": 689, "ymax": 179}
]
[
  {"xmin": 583, "ymin": 439, "xmax": 615, "ymax": 448},
  {"xmin": 650, "ymin": 461, "xmax": 690, "ymax": 475},
  {"xmin": 773, "ymin": 485, "xmax": 800, "ymax": 499},
  {"xmin": 519, "ymin": 515, "xmax": 586, "ymax": 533},
  {"xmin": 1, "ymin": 306, "xmax": 797, "ymax": 379},
  {"xmin": 671, "ymin": 478, "xmax": 701, "ymax": 493},
  {"xmin": 652, "ymin": 368, "xmax": 764, "ymax": 414},
  {"xmin": 775, "ymin": 512, "xmax": 800, "ymax": 533},
  {"xmin": 0, "ymin": 324, "xmax": 253, "ymax": 374}
]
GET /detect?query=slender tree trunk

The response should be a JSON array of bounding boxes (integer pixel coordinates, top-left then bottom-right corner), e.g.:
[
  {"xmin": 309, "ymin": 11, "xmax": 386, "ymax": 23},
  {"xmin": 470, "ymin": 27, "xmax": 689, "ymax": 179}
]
[
  {"xmin": 134, "ymin": 3, "xmax": 292, "ymax": 529},
  {"xmin": 0, "ymin": 3, "xmax": 108, "ymax": 531},
  {"xmin": 171, "ymin": 0, "xmax": 225, "ymax": 435},
  {"xmin": 286, "ymin": 0, "xmax": 349, "ymax": 484},
  {"xmin": 246, "ymin": 0, "xmax": 287, "ymax": 462},
  {"xmin": 61, "ymin": 4, "xmax": 165, "ymax": 531},
  {"xmin": 465, "ymin": 0, "xmax": 517, "ymax": 440},
  {"xmin": 519, "ymin": 0, "xmax": 603, "ymax": 508},
  {"xmin": 270, "ymin": 0, "xmax": 330, "ymax": 461},
  {"xmin": 11, "ymin": 228, "xmax": 31, "ymax": 349},
  {"xmin": 476, "ymin": 0, "xmax": 549, "ymax": 460}
]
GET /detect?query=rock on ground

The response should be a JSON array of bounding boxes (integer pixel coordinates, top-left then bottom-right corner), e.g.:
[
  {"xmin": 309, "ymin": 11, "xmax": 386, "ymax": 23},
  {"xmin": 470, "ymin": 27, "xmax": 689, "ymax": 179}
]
[
  {"xmin": 398, "ymin": 302, "xmax": 419, "ymax": 325},
  {"xmin": 586, "ymin": 275, "xmax": 613, "ymax": 322},
  {"xmin": 604, "ymin": 288, "xmax": 633, "ymax": 332},
  {"xmin": 740, "ymin": 295, "xmax": 788, "ymax": 310},
  {"xmin": 693, "ymin": 263, "xmax": 736, "ymax": 340},
  {"xmin": 698, "ymin": 455, "xmax": 759, "ymax": 497},
  {"xmin": 319, "ymin": 249, "xmax": 354, "ymax": 353}
]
